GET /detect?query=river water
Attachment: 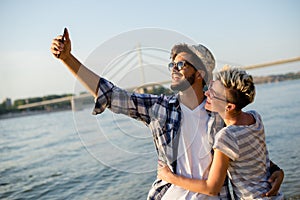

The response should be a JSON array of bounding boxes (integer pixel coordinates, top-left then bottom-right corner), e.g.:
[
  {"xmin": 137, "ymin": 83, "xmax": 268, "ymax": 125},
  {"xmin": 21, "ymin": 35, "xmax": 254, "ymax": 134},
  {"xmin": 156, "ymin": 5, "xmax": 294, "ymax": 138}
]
[{"xmin": 1, "ymin": 79, "xmax": 300, "ymax": 199}]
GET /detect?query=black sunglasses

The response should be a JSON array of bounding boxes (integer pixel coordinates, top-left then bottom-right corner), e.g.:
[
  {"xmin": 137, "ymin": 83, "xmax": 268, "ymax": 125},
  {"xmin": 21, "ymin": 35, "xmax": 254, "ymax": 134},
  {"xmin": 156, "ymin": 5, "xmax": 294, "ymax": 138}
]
[{"xmin": 168, "ymin": 60, "xmax": 194, "ymax": 71}]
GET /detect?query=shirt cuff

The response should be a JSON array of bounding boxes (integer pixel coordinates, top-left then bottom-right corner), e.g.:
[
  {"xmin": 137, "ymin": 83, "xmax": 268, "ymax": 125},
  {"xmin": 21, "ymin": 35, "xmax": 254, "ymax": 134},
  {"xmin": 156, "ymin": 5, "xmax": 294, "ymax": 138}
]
[{"xmin": 92, "ymin": 78, "xmax": 114, "ymax": 115}]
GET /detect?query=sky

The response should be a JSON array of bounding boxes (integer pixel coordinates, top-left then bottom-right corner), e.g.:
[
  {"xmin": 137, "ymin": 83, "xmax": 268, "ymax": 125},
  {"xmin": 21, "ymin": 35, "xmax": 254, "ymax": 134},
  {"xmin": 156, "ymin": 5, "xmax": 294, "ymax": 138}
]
[{"xmin": 0, "ymin": 0, "xmax": 300, "ymax": 101}]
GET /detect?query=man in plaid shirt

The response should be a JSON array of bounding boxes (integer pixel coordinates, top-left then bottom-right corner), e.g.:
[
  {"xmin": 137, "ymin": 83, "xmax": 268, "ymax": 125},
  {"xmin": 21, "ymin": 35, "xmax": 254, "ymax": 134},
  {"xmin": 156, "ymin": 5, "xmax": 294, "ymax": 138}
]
[{"xmin": 51, "ymin": 28, "xmax": 284, "ymax": 199}]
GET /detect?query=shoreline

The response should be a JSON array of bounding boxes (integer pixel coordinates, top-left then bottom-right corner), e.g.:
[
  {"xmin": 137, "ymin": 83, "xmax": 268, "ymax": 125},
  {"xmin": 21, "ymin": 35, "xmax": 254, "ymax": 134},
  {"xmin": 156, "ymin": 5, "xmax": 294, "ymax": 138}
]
[
  {"xmin": 0, "ymin": 108, "xmax": 71, "ymax": 120},
  {"xmin": 1, "ymin": 77, "xmax": 299, "ymax": 120}
]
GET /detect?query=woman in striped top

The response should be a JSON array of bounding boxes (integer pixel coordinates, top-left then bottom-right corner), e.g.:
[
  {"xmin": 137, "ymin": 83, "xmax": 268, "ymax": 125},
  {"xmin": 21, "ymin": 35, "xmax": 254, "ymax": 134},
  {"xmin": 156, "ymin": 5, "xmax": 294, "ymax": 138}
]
[{"xmin": 157, "ymin": 67, "xmax": 284, "ymax": 199}]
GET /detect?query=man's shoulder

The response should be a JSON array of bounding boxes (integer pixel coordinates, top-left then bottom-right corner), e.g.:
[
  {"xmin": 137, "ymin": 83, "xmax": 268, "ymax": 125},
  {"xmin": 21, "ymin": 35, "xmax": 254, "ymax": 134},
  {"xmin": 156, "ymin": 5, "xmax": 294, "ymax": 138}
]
[{"xmin": 153, "ymin": 93, "xmax": 179, "ymax": 106}]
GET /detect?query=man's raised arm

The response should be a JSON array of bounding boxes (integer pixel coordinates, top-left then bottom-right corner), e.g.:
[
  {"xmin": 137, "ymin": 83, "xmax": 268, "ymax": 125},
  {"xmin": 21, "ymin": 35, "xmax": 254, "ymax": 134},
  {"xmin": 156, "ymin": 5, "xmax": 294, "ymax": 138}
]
[{"xmin": 50, "ymin": 28, "xmax": 100, "ymax": 98}]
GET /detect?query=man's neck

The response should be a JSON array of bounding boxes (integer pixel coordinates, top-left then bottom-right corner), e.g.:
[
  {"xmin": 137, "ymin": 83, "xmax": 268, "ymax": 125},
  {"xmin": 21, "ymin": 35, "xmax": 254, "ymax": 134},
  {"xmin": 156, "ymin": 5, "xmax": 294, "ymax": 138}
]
[{"xmin": 178, "ymin": 86, "xmax": 205, "ymax": 110}]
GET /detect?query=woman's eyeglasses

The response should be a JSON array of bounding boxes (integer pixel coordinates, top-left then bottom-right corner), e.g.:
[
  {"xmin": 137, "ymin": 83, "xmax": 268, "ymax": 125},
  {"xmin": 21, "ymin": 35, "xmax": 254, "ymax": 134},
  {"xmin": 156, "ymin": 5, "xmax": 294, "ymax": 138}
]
[{"xmin": 207, "ymin": 81, "xmax": 228, "ymax": 102}]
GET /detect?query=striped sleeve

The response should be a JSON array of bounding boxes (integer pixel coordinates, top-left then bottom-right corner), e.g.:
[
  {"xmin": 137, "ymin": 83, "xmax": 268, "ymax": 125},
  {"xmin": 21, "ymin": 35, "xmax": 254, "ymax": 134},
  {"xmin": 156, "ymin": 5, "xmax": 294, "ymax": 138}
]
[{"xmin": 213, "ymin": 128, "xmax": 239, "ymax": 161}]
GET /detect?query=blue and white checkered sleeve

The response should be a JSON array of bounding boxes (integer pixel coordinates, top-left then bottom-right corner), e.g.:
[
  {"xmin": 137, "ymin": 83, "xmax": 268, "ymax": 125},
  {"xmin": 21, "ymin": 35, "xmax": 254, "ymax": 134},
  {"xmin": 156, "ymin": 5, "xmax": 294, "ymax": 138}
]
[
  {"xmin": 93, "ymin": 78, "xmax": 115, "ymax": 115},
  {"xmin": 93, "ymin": 77, "xmax": 159, "ymax": 124}
]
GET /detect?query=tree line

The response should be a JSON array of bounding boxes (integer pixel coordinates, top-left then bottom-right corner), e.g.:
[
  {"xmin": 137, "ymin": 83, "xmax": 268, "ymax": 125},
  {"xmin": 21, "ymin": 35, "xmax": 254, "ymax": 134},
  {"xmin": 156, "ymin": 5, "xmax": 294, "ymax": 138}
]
[
  {"xmin": 1, "ymin": 71, "xmax": 299, "ymax": 116},
  {"xmin": 0, "ymin": 94, "xmax": 73, "ymax": 115}
]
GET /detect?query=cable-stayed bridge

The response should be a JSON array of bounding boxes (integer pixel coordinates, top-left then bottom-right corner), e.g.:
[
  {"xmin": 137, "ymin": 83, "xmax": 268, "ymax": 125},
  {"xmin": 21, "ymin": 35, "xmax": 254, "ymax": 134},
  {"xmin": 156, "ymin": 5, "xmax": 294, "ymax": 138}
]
[{"xmin": 17, "ymin": 45, "xmax": 300, "ymax": 110}]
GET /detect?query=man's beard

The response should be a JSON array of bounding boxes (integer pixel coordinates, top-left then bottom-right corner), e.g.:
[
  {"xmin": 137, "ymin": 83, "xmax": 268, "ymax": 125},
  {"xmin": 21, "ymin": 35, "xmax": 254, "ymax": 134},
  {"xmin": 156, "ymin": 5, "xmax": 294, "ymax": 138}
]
[{"xmin": 170, "ymin": 72, "xmax": 196, "ymax": 92}]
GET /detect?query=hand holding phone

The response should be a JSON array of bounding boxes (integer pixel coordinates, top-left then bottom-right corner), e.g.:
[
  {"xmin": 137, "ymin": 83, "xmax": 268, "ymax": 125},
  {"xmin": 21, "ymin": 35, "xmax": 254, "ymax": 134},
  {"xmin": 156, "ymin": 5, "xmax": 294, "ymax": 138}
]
[{"xmin": 56, "ymin": 28, "xmax": 67, "ymax": 58}]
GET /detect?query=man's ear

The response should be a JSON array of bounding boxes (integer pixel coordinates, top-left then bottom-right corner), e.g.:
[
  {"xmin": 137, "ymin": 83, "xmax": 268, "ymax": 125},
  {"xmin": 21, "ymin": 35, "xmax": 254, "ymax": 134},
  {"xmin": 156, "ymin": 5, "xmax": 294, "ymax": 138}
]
[{"xmin": 197, "ymin": 70, "xmax": 205, "ymax": 80}]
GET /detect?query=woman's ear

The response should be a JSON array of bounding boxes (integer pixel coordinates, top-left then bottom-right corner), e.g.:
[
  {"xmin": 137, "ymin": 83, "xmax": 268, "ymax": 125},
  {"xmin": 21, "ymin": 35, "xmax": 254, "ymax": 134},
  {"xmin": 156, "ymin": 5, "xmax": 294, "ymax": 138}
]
[{"xmin": 226, "ymin": 103, "xmax": 236, "ymax": 112}]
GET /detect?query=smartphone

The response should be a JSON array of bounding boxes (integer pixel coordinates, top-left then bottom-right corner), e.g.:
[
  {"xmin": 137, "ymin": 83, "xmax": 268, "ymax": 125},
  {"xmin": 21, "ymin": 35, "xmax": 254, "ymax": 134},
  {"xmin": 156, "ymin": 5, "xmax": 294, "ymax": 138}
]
[{"xmin": 56, "ymin": 28, "xmax": 67, "ymax": 58}]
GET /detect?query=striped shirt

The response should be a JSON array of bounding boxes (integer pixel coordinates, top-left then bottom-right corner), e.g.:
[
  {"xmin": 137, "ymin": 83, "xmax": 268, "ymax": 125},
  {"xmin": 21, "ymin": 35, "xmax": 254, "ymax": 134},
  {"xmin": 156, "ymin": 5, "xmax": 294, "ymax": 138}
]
[
  {"xmin": 213, "ymin": 110, "xmax": 277, "ymax": 199},
  {"xmin": 93, "ymin": 78, "xmax": 231, "ymax": 200}
]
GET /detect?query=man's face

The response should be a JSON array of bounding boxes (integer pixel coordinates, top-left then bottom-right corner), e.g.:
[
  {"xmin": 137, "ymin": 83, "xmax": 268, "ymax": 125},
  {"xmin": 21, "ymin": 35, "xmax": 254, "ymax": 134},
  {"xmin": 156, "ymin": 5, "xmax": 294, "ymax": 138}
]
[{"xmin": 170, "ymin": 52, "xmax": 197, "ymax": 91}]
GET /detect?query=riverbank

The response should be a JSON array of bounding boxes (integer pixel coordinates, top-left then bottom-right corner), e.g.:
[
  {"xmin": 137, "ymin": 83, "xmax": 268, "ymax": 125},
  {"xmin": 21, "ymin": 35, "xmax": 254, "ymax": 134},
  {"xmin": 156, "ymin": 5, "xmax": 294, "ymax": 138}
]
[
  {"xmin": 253, "ymin": 71, "xmax": 300, "ymax": 84},
  {"xmin": 0, "ymin": 108, "xmax": 71, "ymax": 120},
  {"xmin": 1, "ymin": 71, "xmax": 300, "ymax": 119}
]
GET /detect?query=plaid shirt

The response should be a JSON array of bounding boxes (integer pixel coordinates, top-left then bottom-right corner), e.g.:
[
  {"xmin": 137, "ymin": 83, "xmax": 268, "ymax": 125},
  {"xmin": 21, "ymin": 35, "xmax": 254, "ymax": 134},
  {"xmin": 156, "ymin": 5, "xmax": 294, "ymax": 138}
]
[{"xmin": 93, "ymin": 78, "xmax": 231, "ymax": 200}]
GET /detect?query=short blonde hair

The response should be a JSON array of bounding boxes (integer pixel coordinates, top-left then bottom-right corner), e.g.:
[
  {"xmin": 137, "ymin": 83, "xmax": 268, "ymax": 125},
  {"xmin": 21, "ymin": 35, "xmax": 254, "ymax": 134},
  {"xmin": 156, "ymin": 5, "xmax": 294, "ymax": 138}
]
[{"xmin": 215, "ymin": 66, "xmax": 255, "ymax": 110}]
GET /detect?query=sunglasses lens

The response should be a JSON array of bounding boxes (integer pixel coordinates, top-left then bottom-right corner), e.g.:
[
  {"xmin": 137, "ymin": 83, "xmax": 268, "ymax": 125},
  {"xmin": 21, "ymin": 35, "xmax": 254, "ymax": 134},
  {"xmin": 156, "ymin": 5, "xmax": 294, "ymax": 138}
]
[
  {"xmin": 168, "ymin": 62, "xmax": 175, "ymax": 71},
  {"xmin": 177, "ymin": 61, "xmax": 185, "ymax": 70}
]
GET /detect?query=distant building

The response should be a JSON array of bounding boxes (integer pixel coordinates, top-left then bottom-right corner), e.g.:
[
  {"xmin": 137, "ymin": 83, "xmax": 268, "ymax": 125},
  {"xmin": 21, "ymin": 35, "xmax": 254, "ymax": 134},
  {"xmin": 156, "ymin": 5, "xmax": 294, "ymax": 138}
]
[{"xmin": 4, "ymin": 98, "xmax": 12, "ymax": 108}]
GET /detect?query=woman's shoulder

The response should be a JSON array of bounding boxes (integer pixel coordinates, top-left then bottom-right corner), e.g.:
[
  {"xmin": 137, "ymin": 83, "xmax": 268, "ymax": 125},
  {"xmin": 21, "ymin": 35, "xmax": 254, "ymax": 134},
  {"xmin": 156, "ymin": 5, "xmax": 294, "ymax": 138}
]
[{"xmin": 246, "ymin": 110, "xmax": 263, "ymax": 123}]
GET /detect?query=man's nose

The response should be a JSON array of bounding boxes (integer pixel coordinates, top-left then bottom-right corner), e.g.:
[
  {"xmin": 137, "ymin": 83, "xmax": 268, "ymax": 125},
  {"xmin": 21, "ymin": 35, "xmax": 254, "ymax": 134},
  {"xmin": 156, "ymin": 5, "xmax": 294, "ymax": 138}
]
[{"xmin": 171, "ymin": 65, "xmax": 179, "ymax": 72}]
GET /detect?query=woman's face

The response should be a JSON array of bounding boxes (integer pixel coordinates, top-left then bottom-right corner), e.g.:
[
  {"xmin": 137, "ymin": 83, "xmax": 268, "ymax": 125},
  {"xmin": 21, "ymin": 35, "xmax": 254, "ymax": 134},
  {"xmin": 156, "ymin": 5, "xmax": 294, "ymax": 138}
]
[{"xmin": 204, "ymin": 80, "xmax": 228, "ymax": 113}]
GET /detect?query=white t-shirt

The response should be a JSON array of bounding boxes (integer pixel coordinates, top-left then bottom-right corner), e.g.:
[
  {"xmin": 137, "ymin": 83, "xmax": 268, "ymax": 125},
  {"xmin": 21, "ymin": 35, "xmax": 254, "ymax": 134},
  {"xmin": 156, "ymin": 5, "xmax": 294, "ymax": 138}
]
[{"xmin": 162, "ymin": 101, "xmax": 219, "ymax": 200}]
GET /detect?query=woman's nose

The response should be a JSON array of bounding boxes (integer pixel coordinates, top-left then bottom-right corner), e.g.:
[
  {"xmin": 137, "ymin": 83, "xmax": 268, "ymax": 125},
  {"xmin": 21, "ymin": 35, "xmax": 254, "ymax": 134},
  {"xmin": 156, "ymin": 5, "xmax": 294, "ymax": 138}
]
[{"xmin": 204, "ymin": 90, "xmax": 210, "ymax": 97}]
